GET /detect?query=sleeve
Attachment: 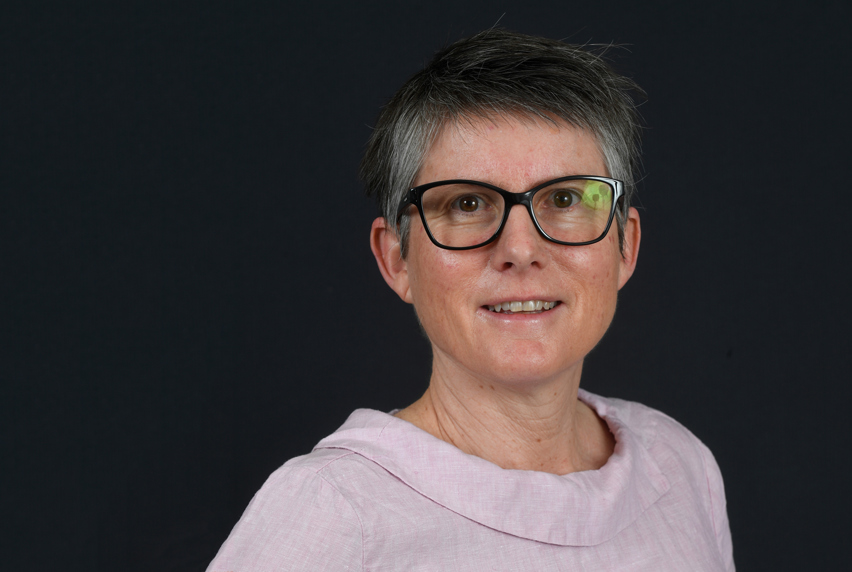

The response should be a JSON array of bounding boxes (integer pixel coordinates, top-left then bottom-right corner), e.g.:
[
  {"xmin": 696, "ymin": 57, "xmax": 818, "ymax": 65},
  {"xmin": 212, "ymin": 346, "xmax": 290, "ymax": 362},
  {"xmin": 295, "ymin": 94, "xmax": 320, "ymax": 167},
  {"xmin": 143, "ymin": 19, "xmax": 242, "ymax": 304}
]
[
  {"xmin": 206, "ymin": 466, "xmax": 363, "ymax": 572},
  {"xmin": 701, "ymin": 445, "xmax": 735, "ymax": 572}
]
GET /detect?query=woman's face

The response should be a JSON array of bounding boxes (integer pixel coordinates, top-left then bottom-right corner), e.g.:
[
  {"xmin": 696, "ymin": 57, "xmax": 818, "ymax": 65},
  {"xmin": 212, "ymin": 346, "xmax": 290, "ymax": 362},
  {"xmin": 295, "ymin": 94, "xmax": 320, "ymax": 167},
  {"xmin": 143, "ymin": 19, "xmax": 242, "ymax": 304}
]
[{"xmin": 376, "ymin": 116, "xmax": 640, "ymax": 387}]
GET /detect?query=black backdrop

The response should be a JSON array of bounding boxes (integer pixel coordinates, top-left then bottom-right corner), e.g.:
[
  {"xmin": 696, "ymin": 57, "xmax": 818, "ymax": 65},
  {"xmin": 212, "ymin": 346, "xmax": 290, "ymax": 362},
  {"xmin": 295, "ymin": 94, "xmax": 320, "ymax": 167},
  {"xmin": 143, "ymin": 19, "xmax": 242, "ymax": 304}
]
[{"xmin": 3, "ymin": 1, "xmax": 850, "ymax": 570}]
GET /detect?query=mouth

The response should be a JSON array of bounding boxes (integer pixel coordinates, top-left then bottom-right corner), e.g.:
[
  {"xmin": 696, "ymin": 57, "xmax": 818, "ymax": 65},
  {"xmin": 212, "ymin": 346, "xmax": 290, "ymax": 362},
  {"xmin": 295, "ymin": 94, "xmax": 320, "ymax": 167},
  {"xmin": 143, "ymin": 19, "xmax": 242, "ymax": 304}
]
[{"xmin": 485, "ymin": 300, "xmax": 560, "ymax": 314}]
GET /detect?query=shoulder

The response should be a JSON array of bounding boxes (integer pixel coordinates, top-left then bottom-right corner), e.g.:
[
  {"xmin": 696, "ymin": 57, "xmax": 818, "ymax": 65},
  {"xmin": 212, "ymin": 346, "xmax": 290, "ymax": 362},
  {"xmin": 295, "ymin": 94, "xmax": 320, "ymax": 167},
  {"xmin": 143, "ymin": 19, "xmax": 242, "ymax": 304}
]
[
  {"xmin": 582, "ymin": 390, "xmax": 727, "ymax": 513},
  {"xmin": 583, "ymin": 390, "xmax": 734, "ymax": 569},
  {"xmin": 583, "ymin": 390, "xmax": 718, "ymax": 470},
  {"xmin": 207, "ymin": 408, "xmax": 408, "ymax": 572},
  {"xmin": 207, "ymin": 449, "xmax": 367, "ymax": 572}
]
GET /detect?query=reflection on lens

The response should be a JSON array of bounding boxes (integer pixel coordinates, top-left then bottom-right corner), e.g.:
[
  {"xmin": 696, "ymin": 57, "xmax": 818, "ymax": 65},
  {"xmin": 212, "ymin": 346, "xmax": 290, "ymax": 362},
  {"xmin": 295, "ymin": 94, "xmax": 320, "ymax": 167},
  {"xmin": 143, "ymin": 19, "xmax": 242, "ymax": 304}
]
[
  {"xmin": 581, "ymin": 180, "xmax": 612, "ymax": 210},
  {"xmin": 534, "ymin": 179, "xmax": 613, "ymax": 244}
]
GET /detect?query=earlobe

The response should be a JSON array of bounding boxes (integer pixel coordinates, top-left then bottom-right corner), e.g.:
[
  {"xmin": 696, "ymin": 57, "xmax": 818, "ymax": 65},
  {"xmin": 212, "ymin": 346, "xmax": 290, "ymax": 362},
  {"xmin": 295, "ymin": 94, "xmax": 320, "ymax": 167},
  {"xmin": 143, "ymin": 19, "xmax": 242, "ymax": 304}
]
[
  {"xmin": 370, "ymin": 217, "xmax": 413, "ymax": 304},
  {"xmin": 617, "ymin": 207, "xmax": 641, "ymax": 290}
]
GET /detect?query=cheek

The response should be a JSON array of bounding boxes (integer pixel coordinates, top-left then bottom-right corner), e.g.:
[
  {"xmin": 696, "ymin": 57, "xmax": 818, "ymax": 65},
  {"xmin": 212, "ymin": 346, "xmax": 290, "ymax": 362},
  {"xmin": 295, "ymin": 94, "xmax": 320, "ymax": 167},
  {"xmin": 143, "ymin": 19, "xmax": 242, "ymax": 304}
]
[
  {"xmin": 595, "ymin": 234, "xmax": 623, "ymax": 284},
  {"xmin": 595, "ymin": 259, "xmax": 623, "ymax": 323},
  {"xmin": 566, "ymin": 241, "xmax": 622, "ymax": 314},
  {"xmin": 408, "ymin": 248, "xmax": 469, "ymax": 310}
]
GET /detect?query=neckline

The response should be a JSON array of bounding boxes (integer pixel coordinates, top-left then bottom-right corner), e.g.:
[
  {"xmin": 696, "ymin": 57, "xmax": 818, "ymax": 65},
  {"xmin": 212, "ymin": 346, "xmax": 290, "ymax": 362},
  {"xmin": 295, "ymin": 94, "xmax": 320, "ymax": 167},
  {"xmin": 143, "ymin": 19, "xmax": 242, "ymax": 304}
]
[{"xmin": 315, "ymin": 389, "xmax": 670, "ymax": 546}]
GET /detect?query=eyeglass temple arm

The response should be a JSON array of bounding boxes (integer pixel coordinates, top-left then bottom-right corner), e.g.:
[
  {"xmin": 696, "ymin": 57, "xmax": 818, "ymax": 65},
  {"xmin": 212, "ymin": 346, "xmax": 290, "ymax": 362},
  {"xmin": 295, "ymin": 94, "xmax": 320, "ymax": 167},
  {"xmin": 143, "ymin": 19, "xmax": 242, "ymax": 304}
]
[{"xmin": 394, "ymin": 189, "xmax": 415, "ymax": 222}]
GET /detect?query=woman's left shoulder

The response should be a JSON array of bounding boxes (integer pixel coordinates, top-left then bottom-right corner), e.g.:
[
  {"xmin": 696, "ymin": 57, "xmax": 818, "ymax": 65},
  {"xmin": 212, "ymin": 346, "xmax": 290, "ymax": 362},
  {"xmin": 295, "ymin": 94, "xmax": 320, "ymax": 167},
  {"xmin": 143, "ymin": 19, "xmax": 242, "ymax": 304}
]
[
  {"xmin": 583, "ymin": 390, "xmax": 707, "ymax": 445},
  {"xmin": 581, "ymin": 389, "xmax": 724, "ymax": 483},
  {"xmin": 581, "ymin": 390, "xmax": 734, "ymax": 570}
]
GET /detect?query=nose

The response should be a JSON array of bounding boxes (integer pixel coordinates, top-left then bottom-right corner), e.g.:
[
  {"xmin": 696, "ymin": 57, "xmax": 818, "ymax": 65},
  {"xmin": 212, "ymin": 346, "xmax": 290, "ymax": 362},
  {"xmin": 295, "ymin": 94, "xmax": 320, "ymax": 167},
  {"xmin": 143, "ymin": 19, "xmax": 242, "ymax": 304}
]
[{"xmin": 490, "ymin": 204, "xmax": 547, "ymax": 271}]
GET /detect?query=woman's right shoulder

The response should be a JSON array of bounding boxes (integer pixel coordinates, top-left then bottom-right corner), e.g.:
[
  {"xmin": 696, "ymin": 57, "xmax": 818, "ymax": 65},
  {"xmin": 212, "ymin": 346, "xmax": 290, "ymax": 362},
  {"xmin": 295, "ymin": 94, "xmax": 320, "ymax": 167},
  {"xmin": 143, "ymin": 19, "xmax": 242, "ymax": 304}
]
[{"xmin": 206, "ymin": 449, "xmax": 368, "ymax": 572}]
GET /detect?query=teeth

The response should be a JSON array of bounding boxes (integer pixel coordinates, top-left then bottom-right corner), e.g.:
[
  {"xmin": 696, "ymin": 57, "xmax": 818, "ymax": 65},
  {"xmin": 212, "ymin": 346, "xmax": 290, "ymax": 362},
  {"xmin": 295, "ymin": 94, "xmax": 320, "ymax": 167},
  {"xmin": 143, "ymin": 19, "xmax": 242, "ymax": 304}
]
[{"xmin": 486, "ymin": 300, "xmax": 558, "ymax": 313}]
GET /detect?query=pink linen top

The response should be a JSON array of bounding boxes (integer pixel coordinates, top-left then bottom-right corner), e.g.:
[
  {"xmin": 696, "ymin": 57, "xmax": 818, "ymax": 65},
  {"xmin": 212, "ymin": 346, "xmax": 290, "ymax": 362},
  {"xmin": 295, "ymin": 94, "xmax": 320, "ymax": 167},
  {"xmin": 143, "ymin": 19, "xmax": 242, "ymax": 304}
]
[{"xmin": 207, "ymin": 390, "xmax": 734, "ymax": 571}]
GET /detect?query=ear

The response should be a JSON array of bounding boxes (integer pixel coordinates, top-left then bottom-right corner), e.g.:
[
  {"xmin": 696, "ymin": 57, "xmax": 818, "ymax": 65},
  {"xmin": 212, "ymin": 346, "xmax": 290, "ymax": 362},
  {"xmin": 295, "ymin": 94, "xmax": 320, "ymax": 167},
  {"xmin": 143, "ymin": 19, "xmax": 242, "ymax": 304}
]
[
  {"xmin": 617, "ymin": 207, "xmax": 641, "ymax": 290},
  {"xmin": 370, "ymin": 217, "xmax": 413, "ymax": 304}
]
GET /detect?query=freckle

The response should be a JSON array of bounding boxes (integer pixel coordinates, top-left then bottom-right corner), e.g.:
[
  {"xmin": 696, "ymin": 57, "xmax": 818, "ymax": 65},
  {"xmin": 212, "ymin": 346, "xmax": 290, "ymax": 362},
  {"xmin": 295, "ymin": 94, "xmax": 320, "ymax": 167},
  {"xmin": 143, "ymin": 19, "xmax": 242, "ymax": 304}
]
[
  {"xmin": 479, "ymin": 385, "xmax": 484, "ymax": 389},
  {"xmin": 490, "ymin": 385, "xmax": 495, "ymax": 390},
  {"xmin": 536, "ymin": 438, "xmax": 542, "ymax": 442}
]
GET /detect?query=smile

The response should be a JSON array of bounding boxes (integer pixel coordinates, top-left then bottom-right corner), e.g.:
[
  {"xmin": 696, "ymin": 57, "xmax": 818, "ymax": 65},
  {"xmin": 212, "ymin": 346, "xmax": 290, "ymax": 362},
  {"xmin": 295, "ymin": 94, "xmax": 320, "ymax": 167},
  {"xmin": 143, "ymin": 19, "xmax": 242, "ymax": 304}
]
[{"xmin": 486, "ymin": 300, "xmax": 559, "ymax": 314}]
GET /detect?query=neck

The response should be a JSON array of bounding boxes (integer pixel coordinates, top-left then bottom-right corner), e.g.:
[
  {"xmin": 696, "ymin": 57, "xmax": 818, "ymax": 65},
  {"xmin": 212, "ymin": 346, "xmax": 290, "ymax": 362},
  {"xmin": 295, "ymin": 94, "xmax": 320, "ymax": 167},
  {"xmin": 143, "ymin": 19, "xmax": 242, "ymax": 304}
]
[{"xmin": 395, "ymin": 354, "xmax": 614, "ymax": 475}]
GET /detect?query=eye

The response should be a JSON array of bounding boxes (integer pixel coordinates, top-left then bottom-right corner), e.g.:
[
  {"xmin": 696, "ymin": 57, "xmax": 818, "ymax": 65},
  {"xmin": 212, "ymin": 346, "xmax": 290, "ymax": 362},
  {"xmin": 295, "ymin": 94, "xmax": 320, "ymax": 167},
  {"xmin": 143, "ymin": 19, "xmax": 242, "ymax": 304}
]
[
  {"xmin": 454, "ymin": 195, "xmax": 482, "ymax": 212},
  {"xmin": 551, "ymin": 189, "xmax": 579, "ymax": 208}
]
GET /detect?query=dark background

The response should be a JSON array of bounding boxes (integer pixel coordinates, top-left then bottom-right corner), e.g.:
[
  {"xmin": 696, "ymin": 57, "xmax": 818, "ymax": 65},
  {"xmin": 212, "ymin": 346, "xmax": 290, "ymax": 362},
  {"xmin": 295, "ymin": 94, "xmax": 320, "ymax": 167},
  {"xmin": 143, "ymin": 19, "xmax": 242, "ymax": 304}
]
[{"xmin": 2, "ymin": 1, "xmax": 850, "ymax": 570}]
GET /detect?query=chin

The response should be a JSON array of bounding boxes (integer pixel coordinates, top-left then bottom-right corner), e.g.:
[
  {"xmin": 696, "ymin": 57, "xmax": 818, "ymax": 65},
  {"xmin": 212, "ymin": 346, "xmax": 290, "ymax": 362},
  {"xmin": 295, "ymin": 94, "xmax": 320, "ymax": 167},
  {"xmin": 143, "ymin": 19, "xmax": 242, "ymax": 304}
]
[{"xmin": 476, "ymin": 353, "xmax": 580, "ymax": 388}]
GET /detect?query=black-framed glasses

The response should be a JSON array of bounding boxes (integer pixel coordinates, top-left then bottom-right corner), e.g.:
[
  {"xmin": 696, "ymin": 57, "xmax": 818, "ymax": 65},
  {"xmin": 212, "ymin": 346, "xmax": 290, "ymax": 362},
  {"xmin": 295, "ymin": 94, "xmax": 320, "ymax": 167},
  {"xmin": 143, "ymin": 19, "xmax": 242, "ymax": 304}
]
[{"xmin": 395, "ymin": 175, "xmax": 624, "ymax": 250}]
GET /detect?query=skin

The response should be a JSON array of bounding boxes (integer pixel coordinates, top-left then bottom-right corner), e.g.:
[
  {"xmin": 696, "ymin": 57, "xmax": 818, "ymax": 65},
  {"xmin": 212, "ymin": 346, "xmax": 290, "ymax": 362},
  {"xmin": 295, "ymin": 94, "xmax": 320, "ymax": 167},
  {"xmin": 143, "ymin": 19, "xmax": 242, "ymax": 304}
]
[{"xmin": 370, "ymin": 115, "xmax": 641, "ymax": 475}]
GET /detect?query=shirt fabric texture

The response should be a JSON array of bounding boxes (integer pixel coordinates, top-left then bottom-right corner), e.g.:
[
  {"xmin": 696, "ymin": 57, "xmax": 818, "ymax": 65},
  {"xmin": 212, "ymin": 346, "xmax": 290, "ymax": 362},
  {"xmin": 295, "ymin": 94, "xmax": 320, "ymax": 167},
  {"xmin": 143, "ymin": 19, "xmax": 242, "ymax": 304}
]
[{"xmin": 208, "ymin": 390, "xmax": 735, "ymax": 571}]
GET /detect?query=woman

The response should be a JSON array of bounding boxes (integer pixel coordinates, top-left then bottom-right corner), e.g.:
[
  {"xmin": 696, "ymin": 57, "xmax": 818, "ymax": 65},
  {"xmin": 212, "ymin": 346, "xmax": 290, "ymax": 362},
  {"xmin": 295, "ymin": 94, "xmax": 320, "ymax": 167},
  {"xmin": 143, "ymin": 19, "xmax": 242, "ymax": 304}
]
[{"xmin": 208, "ymin": 29, "xmax": 734, "ymax": 571}]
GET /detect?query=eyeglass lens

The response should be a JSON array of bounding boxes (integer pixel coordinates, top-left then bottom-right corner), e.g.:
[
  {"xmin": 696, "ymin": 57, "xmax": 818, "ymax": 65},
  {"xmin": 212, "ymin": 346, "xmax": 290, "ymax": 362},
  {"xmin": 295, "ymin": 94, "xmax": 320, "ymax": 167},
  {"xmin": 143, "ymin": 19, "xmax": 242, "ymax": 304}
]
[{"xmin": 419, "ymin": 178, "xmax": 614, "ymax": 248}]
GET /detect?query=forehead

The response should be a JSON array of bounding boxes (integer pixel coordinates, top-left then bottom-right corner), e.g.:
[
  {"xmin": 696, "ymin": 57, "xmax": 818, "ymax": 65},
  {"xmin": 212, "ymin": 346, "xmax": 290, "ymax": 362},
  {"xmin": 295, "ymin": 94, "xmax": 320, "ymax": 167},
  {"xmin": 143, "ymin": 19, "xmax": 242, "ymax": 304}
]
[{"xmin": 416, "ymin": 115, "xmax": 608, "ymax": 189}]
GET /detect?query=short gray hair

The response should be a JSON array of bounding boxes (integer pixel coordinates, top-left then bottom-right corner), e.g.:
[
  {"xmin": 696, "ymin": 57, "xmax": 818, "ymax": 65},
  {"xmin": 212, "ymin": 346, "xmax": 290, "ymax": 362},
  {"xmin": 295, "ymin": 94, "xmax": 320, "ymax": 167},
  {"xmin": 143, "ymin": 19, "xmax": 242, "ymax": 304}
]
[{"xmin": 360, "ymin": 29, "xmax": 643, "ymax": 256}]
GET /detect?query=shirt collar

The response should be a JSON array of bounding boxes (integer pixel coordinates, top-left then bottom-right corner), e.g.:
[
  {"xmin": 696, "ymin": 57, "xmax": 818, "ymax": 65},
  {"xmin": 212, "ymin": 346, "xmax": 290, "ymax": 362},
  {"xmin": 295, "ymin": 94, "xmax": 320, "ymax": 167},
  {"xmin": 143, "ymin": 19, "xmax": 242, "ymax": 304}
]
[{"xmin": 314, "ymin": 389, "xmax": 670, "ymax": 546}]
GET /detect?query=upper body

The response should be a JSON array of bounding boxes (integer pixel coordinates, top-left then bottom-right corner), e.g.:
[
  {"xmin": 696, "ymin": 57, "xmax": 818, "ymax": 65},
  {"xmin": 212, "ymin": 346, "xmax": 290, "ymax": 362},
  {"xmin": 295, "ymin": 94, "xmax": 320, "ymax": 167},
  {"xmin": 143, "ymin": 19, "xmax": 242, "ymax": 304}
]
[
  {"xmin": 207, "ymin": 390, "xmax": 734, "ymax": 571},
  {"xmin": 209, "ymin": 29, "xmax": 734, "ymax": 569}
]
